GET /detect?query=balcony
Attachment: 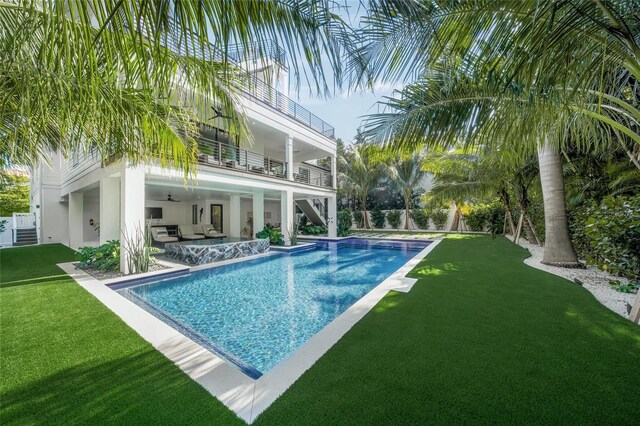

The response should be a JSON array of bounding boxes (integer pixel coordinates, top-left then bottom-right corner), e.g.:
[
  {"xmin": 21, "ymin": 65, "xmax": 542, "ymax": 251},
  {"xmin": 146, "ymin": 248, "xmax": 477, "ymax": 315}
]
[
  {"xmin": 160, "ymin": 22, "xmax": 335, "ymax": 139},
  {"xmin": 198, "ymin": 137, "xmax": 333, "ymax": 189}
]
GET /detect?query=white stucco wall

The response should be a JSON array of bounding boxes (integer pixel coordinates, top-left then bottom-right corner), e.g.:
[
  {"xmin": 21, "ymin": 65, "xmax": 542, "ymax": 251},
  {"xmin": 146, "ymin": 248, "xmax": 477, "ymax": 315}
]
[
  {"xmin": 40, "ymin": 187, "xmax": 69, "ymax": 245},
  {"xmin": 240, "ymin": 198, "xmax": 282, "ymax": 234},
  {"xmin": 82, "ymin": 195, "xmax": 100, "ymax": 244}
]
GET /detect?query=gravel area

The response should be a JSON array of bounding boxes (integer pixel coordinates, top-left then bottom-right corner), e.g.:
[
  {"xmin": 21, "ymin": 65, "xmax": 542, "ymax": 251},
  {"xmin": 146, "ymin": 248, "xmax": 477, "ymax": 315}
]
[
  {"xmin": 515, "ymin": 238, "xmax": 636, "ymax": 317},
  {"xmin": 75, "ymin": 262, "xmax": 168, "ymax": 281}
]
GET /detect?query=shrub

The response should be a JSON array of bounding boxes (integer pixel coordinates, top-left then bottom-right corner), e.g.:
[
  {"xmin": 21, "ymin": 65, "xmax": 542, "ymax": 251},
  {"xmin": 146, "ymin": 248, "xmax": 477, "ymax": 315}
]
[
  {"xmin": 256, "ymin": 226, "xmax": 285, "ymax": 245},
  {"xmin": 337, "ymin": 209, "xmax": 352, "ymax": 236},
  {"xmin": 77, "ymin": 240, "xmax": 120, "ymax": 271},
  {"xmin": 386, "ymin": 209, "xmax": 402, "ymax": 229},
  {"xmin": 578, "ymin": 195, "xmax": 640, "ymax": 281},
  {"xmin": 299, "ymin": 224, "xmax": 327, "ymax": 235},
  {"xmin": 352, "ymin": 210, "xmax": 364, "ymax": 228},
  {"xmin": 299, "ymin": 215, "xmax": 308, "ymax": 227},
  {"xmin": 121, "ymin": 224, "xmax": 153, "ymax": 274},
  {"xmin": 411, "ymin": 208, "xmax": 430, "ymax": 229},
  {"xmin": 463, "ymin": 206, "xmax": 488, "ymax": 231},
  {"xmin": 486, "ymin": 203, "xmax": 506, "ymax": 236},
  {"xmin": 431, "ymin": 209, "xmax": 448, "ymax": 229},
  {"xmin": 371, "ymin": 208, "xmax": 386, "ymax": 229}
]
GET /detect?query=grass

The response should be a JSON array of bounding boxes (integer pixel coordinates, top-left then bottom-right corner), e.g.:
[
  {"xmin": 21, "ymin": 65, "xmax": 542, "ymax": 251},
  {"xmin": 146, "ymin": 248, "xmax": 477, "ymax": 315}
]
[
  {"xmin": 0, "ymin": 244, "xmax": 243, "ymax": 425},
  {"xmin": 350, "ymin": 229, "xmax": 446, "ymax": 239},
  {"xmin": 256, "ymin": 235, "xmax": 640, "ymax": 424},
  {"xmin": 1, "ymin": 238, "xmax": 639, "ymax": 424}
]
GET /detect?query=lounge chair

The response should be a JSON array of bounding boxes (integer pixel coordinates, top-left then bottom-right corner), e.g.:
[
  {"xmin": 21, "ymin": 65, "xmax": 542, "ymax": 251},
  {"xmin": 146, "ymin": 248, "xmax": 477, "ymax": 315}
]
[
  {"xmin": 179, "ymin": 225, "xmax": 206, "ymax": 240},
  {"xmin": 151, "ymin": 227, "xmax": 178, "ymax": 246},
  {"xmin": 201, "ymin": 224, "xmax": 227, "ymax": 239}
]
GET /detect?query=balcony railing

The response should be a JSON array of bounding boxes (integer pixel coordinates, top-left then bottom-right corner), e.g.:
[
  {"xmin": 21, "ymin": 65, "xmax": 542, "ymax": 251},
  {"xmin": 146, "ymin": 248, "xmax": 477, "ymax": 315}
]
[
  {"xmin": 158, "ymin": 21, "xmax": 335, "ymax": 138},
  {"xmin": 198, "ymin": 137, "xmax": 332, "ymax": 189},
  {"xmin": 293, "ymin": 162, "xmax": 333, "ymax": 188}
]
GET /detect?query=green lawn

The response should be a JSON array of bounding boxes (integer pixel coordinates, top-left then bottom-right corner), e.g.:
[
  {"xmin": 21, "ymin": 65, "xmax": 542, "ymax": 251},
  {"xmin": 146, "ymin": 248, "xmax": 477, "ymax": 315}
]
[
  {"xmin": 1, "ymin": 238, "xmax": 638, "ymax": 425},
  {"xmin": 0, "ymin": 245, "xmax": 242, "ymax": 425}
]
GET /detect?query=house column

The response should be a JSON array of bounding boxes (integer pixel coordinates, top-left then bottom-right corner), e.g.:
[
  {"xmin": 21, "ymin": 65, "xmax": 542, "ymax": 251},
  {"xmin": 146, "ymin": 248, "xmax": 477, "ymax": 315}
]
[
  {"xmin": 281, "ymin": 189, "xmax": 294, "ymax": 245},
  {"xmin": 331, "ymin": 155, "xmax": 337, "ymax": 189},
  {"xmin": 100, "ymin": 178, "xmax": 120, "ymax": 244},
  {"xmin": 120, "ymin": 165, "xmax": 145, "ymax": 274},
  {"xmin": 229, "ymin": 194, "xmax": 241, "ymax": 238},
  {"xmin": 327, "ymin": 195, "xmax": 337, "ymax": 238},
  {"xmin": 68, "ymin": 191, "xmax": 83, "ymax": 250},
  {"xmin": 252, "ymin": 191, "xmax": 264, "ymax": 237},
  {"xmin": 285, "ymin": 135, "xmax": 294, "ymax": 181}
]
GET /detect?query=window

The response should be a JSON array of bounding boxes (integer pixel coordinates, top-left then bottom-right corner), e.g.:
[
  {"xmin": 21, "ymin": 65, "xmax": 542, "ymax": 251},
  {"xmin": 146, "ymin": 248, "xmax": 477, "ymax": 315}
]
[{"xmin": 192, "ymin": 205, "xmax": 198, "ymax": 224}]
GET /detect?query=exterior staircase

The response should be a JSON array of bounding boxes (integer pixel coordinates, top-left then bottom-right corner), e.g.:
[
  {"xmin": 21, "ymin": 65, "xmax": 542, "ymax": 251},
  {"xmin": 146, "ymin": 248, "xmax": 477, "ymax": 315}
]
[
  {"xmin": 296, "ymin": 199, "xmax": 326, "ymax": 226},
  {"xmin": 14, "ymin": 228, "xmax": 38, "ymax": 246},
  {"xmin": 12, "ymin": 212, "xmax": 38, "ymax": 246}
]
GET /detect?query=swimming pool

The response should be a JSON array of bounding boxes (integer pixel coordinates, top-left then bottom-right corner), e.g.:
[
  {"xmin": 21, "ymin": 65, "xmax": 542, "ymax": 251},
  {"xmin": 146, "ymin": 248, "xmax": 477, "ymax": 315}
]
[{"xmin": 114, "ymin": 238, "xmax": 430, "ymax": 378}]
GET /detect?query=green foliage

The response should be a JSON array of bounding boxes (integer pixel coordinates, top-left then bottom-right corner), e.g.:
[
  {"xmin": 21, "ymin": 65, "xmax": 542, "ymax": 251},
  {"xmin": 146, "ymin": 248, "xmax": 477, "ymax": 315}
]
[
  {"xmin": 299, "ymin": 215, "xmax": 309, "ymax": 227},
  {"xmin": 571, "ymin": 195, "xmax": 640, "ymax": 282},
  {"xmin": 352, "ymin": 210, "xmax": 364, "ymax": 228},
  {"xmin": 386, "ymin": 209, "xmax": 402, "ymax": 229},
  {"xmin": 485, "ymin": 203, "xmax": 506, "ymax": 236},
  {"xmin": 0, "ymin": 172, "xmax": 30, "ymax": 216},
  {"xmin": 431, "ymin": 209, "xmax": 448, "ymax": 229},
  {"xmin": 462, "ymin": 202, "xmax": 506, "ymax": 233},
  {"xmin": 337, "ymin": 209, "xmax": 352, "ymax": 237},
  {"xmin": 0, "ymin": 219, "xmax": 7, "ymax": 233},
  {"xmin": 463, "ymin": 206, "xmax": 488, "ymax": 232},
  {"xmin": 76, "ymin": 240, "xmax": 120, "ymax": 272},
  {"xmin": 299, "ymin": 224, "xmax": 327, "ymax": 235},
  {"xmin": 370, "ymin": 208, "xmax": 386, "ymax": 229},
  {"xmin": 256, "ymin": 226, "xmax": 284, "ymax": 245},
  {"xmin": 411, "ymin": 208, "xmax": 430, "ymax": 229},
  {"xmin": 608, "ymin": 280, "xmax": 640, "ymax": 294}
]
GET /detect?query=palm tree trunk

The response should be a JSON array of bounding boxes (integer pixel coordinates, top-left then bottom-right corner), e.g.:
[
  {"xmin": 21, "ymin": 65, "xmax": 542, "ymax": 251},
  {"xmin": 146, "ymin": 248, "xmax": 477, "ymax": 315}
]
[
  {"xmin": 449, "ymin": 205, "xmax": 461, "ymax": 232},
  {"xmin": 404, "ymin": 191, "xmax": 411, "ymax": 230},
  {"xmin": 537, "ymin": 141, "xmax": 579, "ymax": 267},
  {"xmin": 361, "ymin": 196, "xmax": 370, "ymax": 229}
]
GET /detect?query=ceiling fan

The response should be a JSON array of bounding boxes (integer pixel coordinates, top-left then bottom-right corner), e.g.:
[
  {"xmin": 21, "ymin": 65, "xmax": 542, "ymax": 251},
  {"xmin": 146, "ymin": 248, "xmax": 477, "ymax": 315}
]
[
  {"xmin": 156, "ymin": 193, "xmax": 180, "ymax": 202},
  {"xmin": 209, "ymin": 106, "xmax": 232, "ymax": 120}
]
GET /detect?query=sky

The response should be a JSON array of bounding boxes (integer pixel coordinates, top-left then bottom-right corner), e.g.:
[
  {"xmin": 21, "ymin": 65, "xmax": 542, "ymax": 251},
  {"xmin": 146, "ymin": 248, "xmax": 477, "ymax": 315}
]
[{"xmin": 292, "ymin": 1, "xmax": 403, "ymax": 143}]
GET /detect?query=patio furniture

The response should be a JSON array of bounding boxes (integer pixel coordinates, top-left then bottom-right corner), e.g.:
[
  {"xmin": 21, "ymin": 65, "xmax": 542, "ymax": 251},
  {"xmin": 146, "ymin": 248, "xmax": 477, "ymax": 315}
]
[
  {"xmin": 201, "ymin": 224, "xmax": 227, "ymax": 239},
  {"xmin": 178, "ymin": 225, "xmax": 206, "ymax": 240},
  {"xmin": 150, "ymin": 227, "xmax": 179, "ymax": 246}
]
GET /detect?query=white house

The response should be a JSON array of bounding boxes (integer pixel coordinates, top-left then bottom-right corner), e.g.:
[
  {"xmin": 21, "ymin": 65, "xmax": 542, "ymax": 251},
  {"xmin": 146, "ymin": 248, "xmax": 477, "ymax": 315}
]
[{"xmin": 29, "ymin": 39, "xmax": 337, "ymax": 272}]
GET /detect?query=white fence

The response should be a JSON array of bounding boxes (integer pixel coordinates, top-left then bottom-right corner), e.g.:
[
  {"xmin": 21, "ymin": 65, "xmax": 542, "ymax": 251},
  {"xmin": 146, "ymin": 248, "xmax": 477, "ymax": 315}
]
[
  {"xmin": 0, "ymin": 217, "xmax": 13, "ymax": 246},
  {"xmin": 13, "ymin": 212, "xmax": 36, "ymax": 229}
]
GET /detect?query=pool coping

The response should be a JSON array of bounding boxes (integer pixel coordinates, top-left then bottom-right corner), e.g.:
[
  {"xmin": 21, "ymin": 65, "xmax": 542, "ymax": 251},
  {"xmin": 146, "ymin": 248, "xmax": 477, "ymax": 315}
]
[{"xmin": 57, "ymin": 238, "xmax": 441, "ymax": 424}]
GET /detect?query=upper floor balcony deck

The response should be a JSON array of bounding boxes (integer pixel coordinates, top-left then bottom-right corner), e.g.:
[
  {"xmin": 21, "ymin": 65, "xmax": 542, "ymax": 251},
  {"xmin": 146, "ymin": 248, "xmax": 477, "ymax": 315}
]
[
  {"xmin": 160, "ymin": 23, "xmax": 336, "ymax": 139},
  {"xmin": 59, "ymin": 137, "xmax": 334, "ymax": 193}
]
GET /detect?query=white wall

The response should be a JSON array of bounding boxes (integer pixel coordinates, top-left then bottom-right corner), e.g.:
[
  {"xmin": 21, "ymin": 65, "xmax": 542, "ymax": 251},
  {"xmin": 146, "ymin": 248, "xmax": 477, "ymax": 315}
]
[
  {"xmin": 350, "ymin": 207, "xmax": 455, "ymax": 231},
  {"xmin": 40, "ymin": 187, "xmax": 69, "ymax": 245},
  {"xmin": 145, "ymin": 200, "xmax": 188, "ymax": 226},
  {"xmin": 240, "ymin": 198, "xmax": 282, "ymax": 233},
  {"xmin": 83, "ymin": 195, "xmax": 100, "ymax": 243}
]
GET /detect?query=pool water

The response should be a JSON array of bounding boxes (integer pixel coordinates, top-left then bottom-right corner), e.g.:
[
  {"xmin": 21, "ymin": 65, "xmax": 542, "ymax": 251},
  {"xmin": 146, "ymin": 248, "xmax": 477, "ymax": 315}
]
[{"xmin": 115, "ymin": 239, "xmax": 430, "ymax": 378}]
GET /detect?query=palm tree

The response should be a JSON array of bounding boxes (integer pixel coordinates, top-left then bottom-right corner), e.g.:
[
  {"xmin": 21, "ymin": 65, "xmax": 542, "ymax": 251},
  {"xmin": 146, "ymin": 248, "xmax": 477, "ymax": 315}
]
[
  {"xmin": 389, "ymin": 153, "xmax": 428, "ymax": 229},
  {"xmin": 339, "ymin": 143, "xmax": 385, "ymax": 229},
  {"xmin": 0, "ymin": 0, "xmax": 351, "ymax": 171},
  {"xmin": 354, "ymin": 0, "xmax": 640, "ymax": 266}
]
